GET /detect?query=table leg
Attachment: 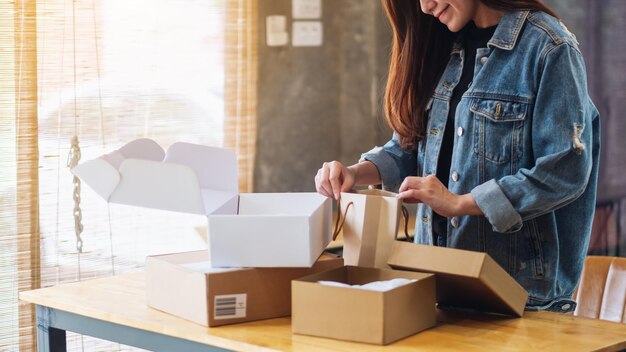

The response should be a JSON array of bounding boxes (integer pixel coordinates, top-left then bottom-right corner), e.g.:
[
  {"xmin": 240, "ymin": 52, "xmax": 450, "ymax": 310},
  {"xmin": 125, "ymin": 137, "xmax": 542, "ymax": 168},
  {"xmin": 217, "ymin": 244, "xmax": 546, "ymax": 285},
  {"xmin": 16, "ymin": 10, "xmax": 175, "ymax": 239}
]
[{"xmin": 36, "ymin": 305, "xmax": 67, "ymax": 352}]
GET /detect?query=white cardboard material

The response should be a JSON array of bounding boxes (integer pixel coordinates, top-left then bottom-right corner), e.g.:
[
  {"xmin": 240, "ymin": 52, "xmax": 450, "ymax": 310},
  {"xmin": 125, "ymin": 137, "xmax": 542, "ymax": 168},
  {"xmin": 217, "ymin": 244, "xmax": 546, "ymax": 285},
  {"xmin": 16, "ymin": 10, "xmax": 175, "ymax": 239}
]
[
  {"xmin": 73, "ymin": 138, "xmax": 332, "ymax": 267},
  {"xmin": 209, "ymin": 193, "xmax": 332, "ymax": 267}
]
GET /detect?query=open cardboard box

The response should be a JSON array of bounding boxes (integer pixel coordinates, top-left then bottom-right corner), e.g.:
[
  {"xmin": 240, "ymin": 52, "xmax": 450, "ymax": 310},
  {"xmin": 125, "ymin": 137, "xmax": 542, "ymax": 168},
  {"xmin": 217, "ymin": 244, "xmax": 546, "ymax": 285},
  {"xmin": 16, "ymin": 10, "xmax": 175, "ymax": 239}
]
[
  {"xmin": 292, "ymin": 266, "xmax": 436, "ymax": 345},
  {"xmin": 72, "ymin": 138, "xmax": 332, "ymax": 267},
  {"xmin": 387, "ymin": 241, "xmax": 528, "ymax": 317},
  {"xmin": 146, "ymin": 250, "xmax": 343, "ymax": 327}
]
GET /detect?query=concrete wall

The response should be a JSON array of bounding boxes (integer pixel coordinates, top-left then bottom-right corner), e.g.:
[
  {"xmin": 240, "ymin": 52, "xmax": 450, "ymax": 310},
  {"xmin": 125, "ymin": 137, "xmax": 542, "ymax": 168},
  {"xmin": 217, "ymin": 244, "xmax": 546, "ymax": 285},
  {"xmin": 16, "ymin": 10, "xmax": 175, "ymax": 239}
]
[
  {"xmin": 255, "ymin": 0, "xmax": 392, "ymax": 192},
  {"xmin": 256, "ymin": 0, "xmax": 626, "ymax": 202}
]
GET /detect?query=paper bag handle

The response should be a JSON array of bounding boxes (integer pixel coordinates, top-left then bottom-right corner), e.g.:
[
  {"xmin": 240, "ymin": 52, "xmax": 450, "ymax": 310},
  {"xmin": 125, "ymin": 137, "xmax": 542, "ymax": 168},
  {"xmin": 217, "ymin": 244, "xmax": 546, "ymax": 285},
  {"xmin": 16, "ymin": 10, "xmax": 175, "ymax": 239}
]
[
  {"xmin": 397, "ymin": 205, "xmax": 413, "ymax": 242},
  {"xmin": 332, "ymin": 200, "xmax": 354, "ymax": 241}
]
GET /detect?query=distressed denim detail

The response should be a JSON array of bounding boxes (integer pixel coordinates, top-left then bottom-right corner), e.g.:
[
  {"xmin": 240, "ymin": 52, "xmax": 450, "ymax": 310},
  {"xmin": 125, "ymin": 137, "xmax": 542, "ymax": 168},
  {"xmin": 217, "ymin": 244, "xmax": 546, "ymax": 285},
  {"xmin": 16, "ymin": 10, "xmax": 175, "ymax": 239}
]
[
  {"xmin": 364, "ymin": 10, "xmax": 600, "ymax": 310},
  {"xmin": 572, "ymin": 123, "xmax": 586, "ymax": 155}
]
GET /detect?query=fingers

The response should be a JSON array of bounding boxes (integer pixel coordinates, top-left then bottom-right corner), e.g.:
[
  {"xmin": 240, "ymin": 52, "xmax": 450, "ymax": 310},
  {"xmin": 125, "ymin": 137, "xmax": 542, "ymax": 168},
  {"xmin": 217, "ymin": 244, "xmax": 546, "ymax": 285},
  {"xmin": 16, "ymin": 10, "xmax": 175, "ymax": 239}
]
[
  {"xmin": 340, "ymin": 165, "xmax": 356, "ymax": 194},
  {"xmin": 398, "ymin": 176, "xmax": 437, "ymax": 203},
  {"xmin": 318, "ymin": 163, "xmax": 334, "ymax": 198},
  {"xmin": 397, "ymin": 189, "xmax": 424, "ymax": 204},
  {"xmin": 399, "ymin": 176, "xmax": 423, "ymax": 193},
  {"xmin": 328, "ymin": 163, "xmax": 343, "ymax": 200},
  {"xmin": 398, "ymin": 175, "xmax": 459, "ymax": 216},
  {"xmin": 314, "ymin": 161, "xmax": 353, "ymax": 200},
  {"xmin": 315, "ymin": 170, "xmax": 332, "ymax": 198},
  {"xmin": 340, "ymin": 181, "xmax": 353, "ymax": 193},
  {"xmin": 399, "ymin": 175, "xmax": 442, "ymax": 192}
]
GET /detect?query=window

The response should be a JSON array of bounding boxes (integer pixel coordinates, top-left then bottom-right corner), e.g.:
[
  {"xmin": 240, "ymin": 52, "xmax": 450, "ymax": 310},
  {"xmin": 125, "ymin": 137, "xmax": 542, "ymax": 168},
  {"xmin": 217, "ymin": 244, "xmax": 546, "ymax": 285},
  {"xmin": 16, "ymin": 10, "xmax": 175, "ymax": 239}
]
[{"xmin": 1, "ymin": 0, "xmax": 257, "ymax": 350}]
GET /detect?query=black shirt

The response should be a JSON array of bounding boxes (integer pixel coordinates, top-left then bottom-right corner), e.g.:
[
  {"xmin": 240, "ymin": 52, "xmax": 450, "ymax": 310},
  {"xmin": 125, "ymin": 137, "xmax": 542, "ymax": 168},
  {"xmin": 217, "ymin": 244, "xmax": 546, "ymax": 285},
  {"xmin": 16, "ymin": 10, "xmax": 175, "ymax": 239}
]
[{"xmin": 432, "ymin": 22, "xmax": 497, "ymax": 245}]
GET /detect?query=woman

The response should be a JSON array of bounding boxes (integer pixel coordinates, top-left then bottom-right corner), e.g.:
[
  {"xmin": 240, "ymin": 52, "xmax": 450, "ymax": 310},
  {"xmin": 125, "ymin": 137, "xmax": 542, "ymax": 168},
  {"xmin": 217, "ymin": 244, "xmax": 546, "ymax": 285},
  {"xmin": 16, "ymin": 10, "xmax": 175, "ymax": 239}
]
[{"xmin": 315, "ymin": 0, "xmax": 599, "ymax": 312}]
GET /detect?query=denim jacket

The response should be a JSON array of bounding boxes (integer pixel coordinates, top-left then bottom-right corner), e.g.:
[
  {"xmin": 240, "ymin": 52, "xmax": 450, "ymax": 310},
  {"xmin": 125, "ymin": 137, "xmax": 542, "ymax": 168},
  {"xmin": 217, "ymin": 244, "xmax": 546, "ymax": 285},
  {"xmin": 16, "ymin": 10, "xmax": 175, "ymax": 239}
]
[{"xmin": 362, "ymin": 11, "xmax": 600, "ymax": 312}]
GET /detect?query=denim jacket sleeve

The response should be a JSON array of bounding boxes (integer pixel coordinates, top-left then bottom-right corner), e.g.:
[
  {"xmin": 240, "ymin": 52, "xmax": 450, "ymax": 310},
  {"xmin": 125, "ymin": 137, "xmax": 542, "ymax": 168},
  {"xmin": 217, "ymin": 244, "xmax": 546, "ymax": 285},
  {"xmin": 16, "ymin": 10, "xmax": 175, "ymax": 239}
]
[
  {"xmin": 471, "ymin": 43, "xmax": 598, "ymax": 233},
  {"xmin": 360, "ymin": 132, "xmax": 418, "ymax": 192}
]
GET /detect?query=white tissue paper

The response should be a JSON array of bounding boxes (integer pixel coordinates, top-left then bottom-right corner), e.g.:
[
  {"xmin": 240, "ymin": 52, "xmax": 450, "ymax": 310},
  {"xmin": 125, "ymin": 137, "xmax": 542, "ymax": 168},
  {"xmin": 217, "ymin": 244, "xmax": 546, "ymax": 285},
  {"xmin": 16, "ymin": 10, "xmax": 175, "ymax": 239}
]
[{"xmin": 317, "ymin": 278, "xmax": 417, "ymax": 292}]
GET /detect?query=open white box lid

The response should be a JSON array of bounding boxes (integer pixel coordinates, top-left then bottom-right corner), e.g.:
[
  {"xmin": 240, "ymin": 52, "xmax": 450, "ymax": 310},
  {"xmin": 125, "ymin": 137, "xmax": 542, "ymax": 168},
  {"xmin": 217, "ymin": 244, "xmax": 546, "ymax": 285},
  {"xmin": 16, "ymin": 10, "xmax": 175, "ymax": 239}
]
[{"xmin": 72, "ymin": 138, "xmax": 239, "ymax": 216}]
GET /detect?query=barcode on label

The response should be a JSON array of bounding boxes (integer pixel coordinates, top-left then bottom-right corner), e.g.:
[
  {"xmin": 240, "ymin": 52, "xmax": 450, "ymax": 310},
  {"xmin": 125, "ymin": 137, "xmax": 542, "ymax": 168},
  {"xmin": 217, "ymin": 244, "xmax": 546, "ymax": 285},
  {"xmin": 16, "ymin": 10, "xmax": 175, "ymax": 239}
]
[{"xmin": 214, "ymin": 294, "xmax": 246, "ymax": 320}]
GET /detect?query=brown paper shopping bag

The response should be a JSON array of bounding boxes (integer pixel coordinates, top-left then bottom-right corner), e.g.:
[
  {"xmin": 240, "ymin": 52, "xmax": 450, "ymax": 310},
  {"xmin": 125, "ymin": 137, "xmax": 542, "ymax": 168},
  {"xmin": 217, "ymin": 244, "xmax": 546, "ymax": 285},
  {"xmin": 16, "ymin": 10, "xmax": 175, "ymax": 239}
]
[{"xmin": 333, "ymin": 189, "xmax": 410, "ymax": 268}]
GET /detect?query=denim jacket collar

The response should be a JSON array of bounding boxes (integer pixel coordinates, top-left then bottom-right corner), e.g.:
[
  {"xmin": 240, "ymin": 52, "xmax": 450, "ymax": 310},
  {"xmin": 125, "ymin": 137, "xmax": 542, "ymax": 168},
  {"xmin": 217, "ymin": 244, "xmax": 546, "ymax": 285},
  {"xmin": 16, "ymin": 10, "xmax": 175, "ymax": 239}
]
[
  {"xmin": 488, "ymin": 10, "xmax": 529, "ymax": 50},
  {"xmin": 451, "ymin": 10, "xmax": 529, "ymax": 54}
]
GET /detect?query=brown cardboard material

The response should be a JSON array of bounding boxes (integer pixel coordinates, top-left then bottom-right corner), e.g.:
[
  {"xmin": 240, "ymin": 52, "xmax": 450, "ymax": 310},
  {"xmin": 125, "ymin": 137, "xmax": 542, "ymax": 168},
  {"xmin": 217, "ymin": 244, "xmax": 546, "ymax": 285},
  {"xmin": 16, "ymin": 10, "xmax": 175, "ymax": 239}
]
[
  {"xmin": 386, "ymin": 241, "xmax": 528, "ymax": 317},
  {"xmin": 292, "ymin": 266, "xmax": 436, "ymax": 345},
  {"xmin": 339, "ymin": 189, "xmax": 401, "ymax": 269},
  {"xmin": 146, "ymin": 250, "xmax": 343, "ymax": 327}
]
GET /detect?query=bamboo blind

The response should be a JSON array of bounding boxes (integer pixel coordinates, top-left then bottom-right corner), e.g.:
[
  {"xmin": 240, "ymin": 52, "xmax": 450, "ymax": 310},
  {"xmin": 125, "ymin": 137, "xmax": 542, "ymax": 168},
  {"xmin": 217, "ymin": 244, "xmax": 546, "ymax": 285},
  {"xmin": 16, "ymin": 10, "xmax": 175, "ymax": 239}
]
[
  {"xmin": 0, "ymin": 0, "xmax": 258, "ymax": 350},
  {"xmin": 225, "ymin": 0, "xmax": 258, "ymax": 193}
]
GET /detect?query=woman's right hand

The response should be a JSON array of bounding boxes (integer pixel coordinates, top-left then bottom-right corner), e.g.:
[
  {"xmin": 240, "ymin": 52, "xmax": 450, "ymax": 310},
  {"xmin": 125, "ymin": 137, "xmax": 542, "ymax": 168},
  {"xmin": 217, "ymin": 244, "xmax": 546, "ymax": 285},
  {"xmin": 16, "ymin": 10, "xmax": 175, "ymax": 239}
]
[{"xmin": 315, "ymin": 161, "xmax": 356, "ymax": 200}]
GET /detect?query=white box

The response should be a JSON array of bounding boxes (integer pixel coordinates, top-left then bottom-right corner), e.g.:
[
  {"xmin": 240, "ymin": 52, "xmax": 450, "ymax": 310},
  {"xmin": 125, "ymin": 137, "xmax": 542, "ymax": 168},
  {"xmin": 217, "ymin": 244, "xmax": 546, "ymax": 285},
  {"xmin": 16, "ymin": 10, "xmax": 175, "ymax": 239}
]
[{"xmin": 72, "ymin": 138, "xmax": 332, "ymax": 267}]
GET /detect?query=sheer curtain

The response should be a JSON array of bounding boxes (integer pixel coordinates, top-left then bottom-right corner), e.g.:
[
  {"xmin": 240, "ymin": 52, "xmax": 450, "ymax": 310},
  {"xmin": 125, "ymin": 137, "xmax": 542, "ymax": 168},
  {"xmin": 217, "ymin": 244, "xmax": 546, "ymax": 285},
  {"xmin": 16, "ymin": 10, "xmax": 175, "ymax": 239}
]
[{"xmin": 0, "ymin": 0, "xmax": 258, "ymax": 350}]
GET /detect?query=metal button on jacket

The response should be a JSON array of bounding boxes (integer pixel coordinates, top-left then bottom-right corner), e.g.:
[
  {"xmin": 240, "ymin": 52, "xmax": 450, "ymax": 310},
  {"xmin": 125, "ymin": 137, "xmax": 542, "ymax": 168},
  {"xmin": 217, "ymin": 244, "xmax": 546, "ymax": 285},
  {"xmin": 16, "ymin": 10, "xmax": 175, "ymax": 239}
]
[
  {"xmin": 480, "ymin": 56, "xmax": 488, "ymax": 64},
  {"xmin": 452, "ymin": 171, "xmax": 460, "ymax": 182},
  {"xmin": 451, "ymin": 217, "xmax": 460, "ymax": 228},
  {"xmin": 457, "ymin": 127, "xmax": 464, "ymax": 137}
]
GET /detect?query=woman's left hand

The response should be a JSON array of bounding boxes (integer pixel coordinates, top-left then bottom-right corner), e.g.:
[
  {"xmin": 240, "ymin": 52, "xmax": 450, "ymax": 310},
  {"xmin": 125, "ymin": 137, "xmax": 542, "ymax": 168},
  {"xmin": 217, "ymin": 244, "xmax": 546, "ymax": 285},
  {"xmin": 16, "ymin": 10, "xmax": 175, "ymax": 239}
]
[{"xmin": 397, "ymin": 175, "xmax": 483, "ymax": 217}]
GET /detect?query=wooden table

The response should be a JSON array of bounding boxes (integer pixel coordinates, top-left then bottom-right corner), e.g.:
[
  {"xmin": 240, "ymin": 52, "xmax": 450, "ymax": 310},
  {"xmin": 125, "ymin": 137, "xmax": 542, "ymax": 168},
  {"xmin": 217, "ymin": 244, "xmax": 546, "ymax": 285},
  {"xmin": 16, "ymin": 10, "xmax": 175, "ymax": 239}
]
[{"xmin": 20, "ymin": 272, "xmax": 626, "ymax": 352}]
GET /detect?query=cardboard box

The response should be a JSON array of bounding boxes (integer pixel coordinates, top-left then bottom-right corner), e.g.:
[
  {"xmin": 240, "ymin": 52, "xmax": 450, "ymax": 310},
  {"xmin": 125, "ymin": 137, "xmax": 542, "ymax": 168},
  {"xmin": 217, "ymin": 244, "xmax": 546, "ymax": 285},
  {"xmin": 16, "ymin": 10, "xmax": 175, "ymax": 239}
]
[
  {"xmin": 292, "ymin": 266, "xmax": 436, "ymax": 345},
  {"xmin": 146, "ymin": 250, "xmax": 343, "ymax": 327},
  {"xmin": 386, "ymin": 241, "xmax": 528, "ymax": 317},
  {"xmin": 72, "ymin": 138, "xmax": 332, "ymax": 267}
]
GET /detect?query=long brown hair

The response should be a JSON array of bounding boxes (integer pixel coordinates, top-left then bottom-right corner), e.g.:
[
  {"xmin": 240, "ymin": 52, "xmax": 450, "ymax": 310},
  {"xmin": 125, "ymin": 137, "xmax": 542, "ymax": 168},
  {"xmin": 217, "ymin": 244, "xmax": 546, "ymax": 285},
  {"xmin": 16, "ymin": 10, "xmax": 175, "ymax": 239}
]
[{"xmin": 382, "ymin": 0, "xmax": 558, "ymax": 150}]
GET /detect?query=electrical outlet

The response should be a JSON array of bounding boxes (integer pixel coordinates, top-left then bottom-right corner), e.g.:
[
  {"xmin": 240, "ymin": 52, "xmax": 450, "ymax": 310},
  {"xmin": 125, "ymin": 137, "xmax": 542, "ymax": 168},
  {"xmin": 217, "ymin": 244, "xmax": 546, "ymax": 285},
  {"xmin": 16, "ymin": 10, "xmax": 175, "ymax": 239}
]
[
  {"xmin": 292, "ymin": 0, "xmax": 322, "ymax": 19},
  {"xmin": 292, "ymin": 21, "xmax": 323, "ymax": 47},
  {"xmin": 266, "ymin": 15, "xmax": 289, "ymax": 47}
]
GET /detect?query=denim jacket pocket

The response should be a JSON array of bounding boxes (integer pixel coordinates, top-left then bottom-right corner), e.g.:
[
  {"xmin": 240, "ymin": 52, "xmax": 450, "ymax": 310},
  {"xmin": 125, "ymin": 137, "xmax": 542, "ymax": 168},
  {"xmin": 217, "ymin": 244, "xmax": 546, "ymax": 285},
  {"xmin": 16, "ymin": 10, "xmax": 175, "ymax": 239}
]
[{"xmin": 471, "ymin": 97, "xmax": 529, "ymax": 164}]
